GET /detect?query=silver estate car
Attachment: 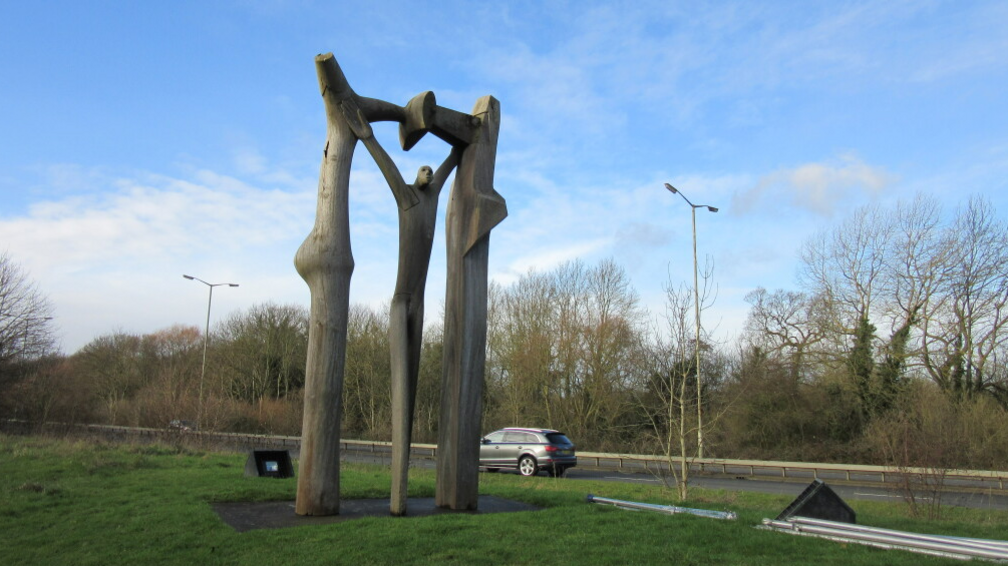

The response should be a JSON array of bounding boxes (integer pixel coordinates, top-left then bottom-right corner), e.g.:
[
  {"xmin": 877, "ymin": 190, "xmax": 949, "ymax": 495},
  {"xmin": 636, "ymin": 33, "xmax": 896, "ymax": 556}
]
[{"xmin": 479, "ymin": 427, "xmax": 577, "ymax": 477}]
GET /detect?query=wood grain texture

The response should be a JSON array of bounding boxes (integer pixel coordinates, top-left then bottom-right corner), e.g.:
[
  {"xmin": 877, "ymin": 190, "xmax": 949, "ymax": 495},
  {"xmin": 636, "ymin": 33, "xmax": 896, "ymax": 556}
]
[
  {"xmin": 361, "ymin": 131, "xmax": 459, "ymax": 516},
  {"xmin": 293, "ymin": 53, "xmax": 356, "ymax": 516},
  {"xmin": 436, "ymin": 96, "xmax": 507, "ymax": 510}
]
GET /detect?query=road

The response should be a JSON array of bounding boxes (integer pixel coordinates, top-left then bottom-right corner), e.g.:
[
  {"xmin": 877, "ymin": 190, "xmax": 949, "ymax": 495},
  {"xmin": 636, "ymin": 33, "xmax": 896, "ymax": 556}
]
[{"xmin": 344, "ymin": 451, "xmax": 1008, "ymax": 512}]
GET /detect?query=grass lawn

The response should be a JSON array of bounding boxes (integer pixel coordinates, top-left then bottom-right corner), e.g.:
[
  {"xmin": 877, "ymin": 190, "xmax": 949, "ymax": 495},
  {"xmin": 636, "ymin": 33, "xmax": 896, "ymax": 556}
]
[{"xmin": 2, "ymin": 433, "xmax": 1006, "ymax": 565}]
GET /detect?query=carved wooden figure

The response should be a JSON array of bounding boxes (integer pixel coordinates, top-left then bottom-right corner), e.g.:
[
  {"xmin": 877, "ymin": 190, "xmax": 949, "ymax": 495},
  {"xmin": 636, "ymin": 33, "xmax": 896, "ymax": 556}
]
[
  {"xmin": 359, "ymin": 130, "xmax": 460, "ymax": 516},
  {"xmin": 295, "ymin": 52, "xmax": 505, "ymax": 516},
  {"xmin": 295, "ymin": 53, "xmax": 412, "ymax": 516},
  {"xmin": 293, "ymin": 53, "xmax": 359, "ymax": 516},
  {"xmin": 436, "ymin": 96, "xmax": 508, "ymax": 510}
]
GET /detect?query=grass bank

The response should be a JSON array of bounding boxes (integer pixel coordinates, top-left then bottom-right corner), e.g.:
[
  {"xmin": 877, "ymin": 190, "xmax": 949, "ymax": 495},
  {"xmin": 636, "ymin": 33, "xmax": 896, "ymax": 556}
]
[{"xmin": 1, "ymin": 433, "xmax": 1005, "ymax": 565}]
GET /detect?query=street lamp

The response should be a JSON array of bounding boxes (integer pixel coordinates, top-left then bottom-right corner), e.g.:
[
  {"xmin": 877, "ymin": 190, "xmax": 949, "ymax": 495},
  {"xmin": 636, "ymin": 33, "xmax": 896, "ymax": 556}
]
[
  {"xmin": 21, "ymin": 316, "xmax": 54, "ymax": 360},
  {"xmin": 664, "ymin": 182, "xmax": 718, "ymax": 459},
  {"xmin": 183, "ymin": 274, "xmax": 239, "ymax": 429}
]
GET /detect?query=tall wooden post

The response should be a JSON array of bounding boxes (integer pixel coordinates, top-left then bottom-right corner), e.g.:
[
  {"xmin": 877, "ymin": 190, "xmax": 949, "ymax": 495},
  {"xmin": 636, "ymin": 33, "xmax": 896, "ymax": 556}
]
[
  {"xmin": 436, "ymin": 96, "xmax": 507, "ymax": 510},
  {"xmin": 294, "ymin": 53, "xmax": 357, "ymax": 516},
  {"xmin": 293, "ymin": 52, "xmax": 505, "ymax": 516}
]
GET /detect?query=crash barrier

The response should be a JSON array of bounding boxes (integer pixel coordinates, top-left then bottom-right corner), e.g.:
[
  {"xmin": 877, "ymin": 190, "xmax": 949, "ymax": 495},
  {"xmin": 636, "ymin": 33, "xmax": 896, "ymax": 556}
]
[
  {"xmin": 586, "ymin": 493, "xmax": 737, "ymax": 520},
  {"xmin": 3, "ymin": 420, "xmax": 1006, "ymax": 491},
  {"xmin": 763, "ymin": 516, "xmax": 1008, "ymax": 562},
  {"xmin": 574, "ymin": 451, "xmax": 1008, "ymax": 491},
  {"xmin": 763, "ymin": 481, "xmax": 1008, "ymax": 561}
]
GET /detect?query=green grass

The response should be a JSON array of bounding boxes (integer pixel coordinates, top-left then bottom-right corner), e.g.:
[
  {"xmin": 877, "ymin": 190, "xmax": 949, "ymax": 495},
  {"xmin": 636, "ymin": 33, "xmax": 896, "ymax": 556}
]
[{"xmin": 1, "ymin": 433, "xmax": 1005, "ymax": 565}]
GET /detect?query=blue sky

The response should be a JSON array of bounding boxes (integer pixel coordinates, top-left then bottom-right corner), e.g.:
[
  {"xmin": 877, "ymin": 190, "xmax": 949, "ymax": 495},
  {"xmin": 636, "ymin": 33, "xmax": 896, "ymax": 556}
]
[{"xmin": 2, "ymin": 1, "xmax": 1007, "ymax": 353}]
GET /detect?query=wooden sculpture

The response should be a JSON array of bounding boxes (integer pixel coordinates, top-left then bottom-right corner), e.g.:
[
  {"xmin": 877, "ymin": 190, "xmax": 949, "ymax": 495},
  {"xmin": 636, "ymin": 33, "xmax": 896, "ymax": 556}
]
[
  {"xmin": 295, "ymin": 53, "xmax": 506, "ymax": 516},
  {"xmin": 436, "ymin": 95, "xmax": 507, "ymax": 510},
  {"xmin": 359, "ymin": 131, "xmax": 459, "ymax": 516}
]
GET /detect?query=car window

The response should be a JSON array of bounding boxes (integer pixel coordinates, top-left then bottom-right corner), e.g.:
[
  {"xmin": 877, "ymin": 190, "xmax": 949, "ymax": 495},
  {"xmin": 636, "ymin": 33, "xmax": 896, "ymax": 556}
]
[
  {"xmin": 546, "ymin": 433, "xmax": 571, "ymax": 445},
  {"xmin": 503, "ymin": 431, "xmax": 525, "ymax": 443},
  {"xmin": 485, "ymin": 431, "xmax": 505, "ymax": 442},
  {"xmin": 522, "ymin": 433, "xmax": 539, "ymax": 443}
]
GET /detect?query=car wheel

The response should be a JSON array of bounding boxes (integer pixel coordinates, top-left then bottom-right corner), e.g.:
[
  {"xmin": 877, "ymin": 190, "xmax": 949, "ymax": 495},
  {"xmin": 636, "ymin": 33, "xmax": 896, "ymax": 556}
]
[{"xmin": 518, "ymin": 456, "xmax": 537, "ymax": 477}]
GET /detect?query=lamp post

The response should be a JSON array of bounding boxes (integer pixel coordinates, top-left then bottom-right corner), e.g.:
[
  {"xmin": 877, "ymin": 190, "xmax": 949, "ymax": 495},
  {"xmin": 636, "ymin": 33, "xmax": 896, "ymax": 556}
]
[
  {"xmin": 664, "ymin": 183, "xmax": 718, "ymax": 459},
  {"xmin": 21, "ymin": 316, "xmax": 53, "ymax": 360},
  {"xmin": 183, "ymin": 274, "xmax": 238, "ymax": 429}
]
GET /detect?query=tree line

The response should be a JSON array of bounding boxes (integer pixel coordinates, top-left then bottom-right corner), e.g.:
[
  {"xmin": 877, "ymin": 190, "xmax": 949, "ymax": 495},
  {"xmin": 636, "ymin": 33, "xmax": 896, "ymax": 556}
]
[{"xmin": 2, "ymin": 193, "xmax": 1007, "ymax": 472}]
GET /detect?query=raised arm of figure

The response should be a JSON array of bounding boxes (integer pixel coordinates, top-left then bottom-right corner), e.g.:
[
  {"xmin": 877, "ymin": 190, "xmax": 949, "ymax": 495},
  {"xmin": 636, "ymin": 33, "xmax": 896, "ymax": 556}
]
[
  {"xmin": 428, "ymin": 146, "xmax": 462, "ymax": 198},
  {"xmin": 359, "ymin": 134, "xmax": 419, "ymax": 210}
]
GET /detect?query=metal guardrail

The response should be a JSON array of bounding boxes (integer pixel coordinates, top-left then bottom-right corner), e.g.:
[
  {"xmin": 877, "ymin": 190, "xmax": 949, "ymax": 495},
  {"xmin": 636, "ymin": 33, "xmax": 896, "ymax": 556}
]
[
  {"xmin": 3, "ymin": 420, "xmax": 1006, "ymax": 490},
  {"xmin": 763, "ymin": 516, "xmax": 1008, "ymax": 561},
  {"xmin": 573, "ymin": 451, "xmax": 1008, "ymax": 491}
]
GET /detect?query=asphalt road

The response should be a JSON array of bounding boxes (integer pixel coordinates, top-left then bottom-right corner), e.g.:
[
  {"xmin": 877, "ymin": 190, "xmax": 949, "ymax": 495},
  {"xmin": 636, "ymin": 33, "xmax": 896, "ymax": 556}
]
[{"xmin": 344, "ymin": 451, "xmax": 1008, "ymax": 512}]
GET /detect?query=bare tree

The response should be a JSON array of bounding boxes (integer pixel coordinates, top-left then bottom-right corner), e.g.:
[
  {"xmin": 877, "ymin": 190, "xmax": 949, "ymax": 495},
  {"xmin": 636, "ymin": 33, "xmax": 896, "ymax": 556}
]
[
  {"xmin": 73, "ymin": 332, "xmax": 150, "ymax": 425},
  {"xmin": 485, "ymin": 273, "xmax": 557, "ymax": 428},
  {"xmin": 634, "ymin": 279, "xmax": 707, "ymax": 500},
  {"xmin": 794, "ymin": 200, "xmax": 936, "ymax": 414},
  {"xmin": 743, "ymin": 287, "xmax": 830, "ymax": 381},
  {"xmin": 413, "ymin": 322, "xmax": 444, "ymax": 443},
  {"xmin": 342, "ymin": 303, "xmax": 392, "ymax": 438},
  {"xmin": 482, "ymin": 259, "xmax": 644, "ymax": 450},
  {"xmin": 551, "ymin": 259, "xmax": 643, "ymax": 441},
  {"xmin": 138, "ymin": 325, "xmax": 202, "ymax": 427},
  {"xmin": 799, "ymin": 204, "xmax": 893, "ymax": 340},
  {"xmin": 3, "ymin": 353, "xmax": 103, "ymax": 426},
  {"xmin": 217, "ymin": 302, "xmax": 308, "ymax": 404},
  {"xmin": 0, "ymin": 253, "xmax": 56, "ymax": 366},
  {"xmin": 493, "ymin": 260, "xmax": 644, "ymax": 441},
  {"xmin": 921, "ymin": 196, "xmax": 1008, "ymax": 402},
  {"xmin": 879, "ymin": 194, "xmax": 948, "ymax": 334},
  {"xmin": 646, "ymin": 280, "xmax": 695, "ymax": 499},
  {"xmin": 632, "ymin": 256, "xmax": 722, "ymax": 501},
  {"xmin": 757, "ymin": 193, "xmax": 1008, "ymax": 413}
]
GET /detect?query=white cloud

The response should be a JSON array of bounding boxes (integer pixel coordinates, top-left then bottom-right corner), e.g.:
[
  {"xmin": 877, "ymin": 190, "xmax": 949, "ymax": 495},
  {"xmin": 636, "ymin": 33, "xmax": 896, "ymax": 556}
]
[
  {"xmin": 733, "ymin": 154, "xmax": 896, "ymax": 217},
  {"xmin": 497, "ymin": 239, "xmax": 610, "ymax": 286},
  {"xmin": 3, "ymin": 170, "xmax": 312, "ymax": 275},
  {"xmin": 615, "ymin": 222, "xmax": 672, "ymax": 249},
  {"xmin": 0, "ymin": 163, "xmax": 408, "ymax": 352}
]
